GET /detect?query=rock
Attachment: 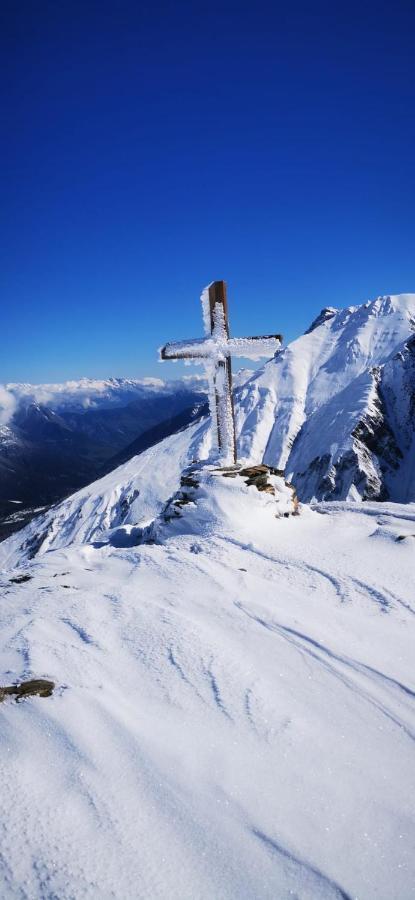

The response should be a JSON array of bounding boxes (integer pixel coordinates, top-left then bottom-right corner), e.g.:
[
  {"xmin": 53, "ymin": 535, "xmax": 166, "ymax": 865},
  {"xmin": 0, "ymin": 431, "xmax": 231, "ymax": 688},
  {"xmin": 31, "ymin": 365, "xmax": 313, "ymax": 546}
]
[
  {"xmin": 180, "ymin": 475, "xmax": 199, "ymax": 489},
  {"xmin": 239, "ymin": 465, "xmax": 270, "ymax": 477},
  {"xmin": 0, "ymin": 679, "xmax": 55, "ymax": 703},
  {"xmin": 101, "ymin": 461, "xmax": 299, "ymax": 548}
]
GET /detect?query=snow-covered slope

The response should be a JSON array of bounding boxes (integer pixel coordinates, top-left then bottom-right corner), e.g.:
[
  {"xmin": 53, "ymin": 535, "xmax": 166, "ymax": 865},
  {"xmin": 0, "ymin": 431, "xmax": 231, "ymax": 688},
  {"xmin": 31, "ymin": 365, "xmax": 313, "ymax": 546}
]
[
  {"xmin": 2, "ymin": 292, "xmax": 415, "ymax": 565},
  {"xmin": 0, "ymin": 495, "xmax": 414, "ymax": 899},
  {"xmin": 235, "ymin": 293, "xmax": 415, "ymax": 501},
  {"xmin": 0, "ymin": 375, "xmax": 208, "ymax": 536},
  {"xmin": 1, "ymin": 296, "xmax": 415, "ymax": 898},
  {"xmin": 0, "ymin": 422, "xmax": 210, "ymax": 569}
]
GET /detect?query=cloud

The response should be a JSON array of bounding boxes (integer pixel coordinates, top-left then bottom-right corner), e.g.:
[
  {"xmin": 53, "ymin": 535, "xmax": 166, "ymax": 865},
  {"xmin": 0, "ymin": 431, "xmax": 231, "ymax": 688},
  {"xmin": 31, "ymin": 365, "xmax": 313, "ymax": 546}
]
[
  {"xmin": 0, "ymin": 374, "xmax": 210, "ymax": 427},
  {"xmin": 0, "ymin": 385, "xmax": 17, "ymax": 426},
  {"xmin": 4, "ymin": 376, "xmax": 208, "ymax": 414}
]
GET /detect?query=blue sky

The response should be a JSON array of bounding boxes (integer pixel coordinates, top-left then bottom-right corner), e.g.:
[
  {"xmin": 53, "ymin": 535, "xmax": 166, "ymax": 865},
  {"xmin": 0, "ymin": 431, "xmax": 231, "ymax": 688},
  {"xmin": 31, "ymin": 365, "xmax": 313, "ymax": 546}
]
[{"xmin": 2, "ymin": 0, "xmax": 415, "ymax": 382}]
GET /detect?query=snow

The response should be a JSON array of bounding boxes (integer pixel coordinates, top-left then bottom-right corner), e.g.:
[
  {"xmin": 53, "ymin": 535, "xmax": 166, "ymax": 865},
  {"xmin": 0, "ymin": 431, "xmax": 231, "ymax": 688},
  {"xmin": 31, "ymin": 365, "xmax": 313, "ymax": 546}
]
[
  {"xmin": 226, "ymin": 335, "xmax": 282, "ymax": 359},
  {"xmin": 1, "ymin": 291, "xmax": 415, "ymax": 898},
  {"xmin": 127, "ymin": 464, "xmax": 296, "ymax": 546},
  {"xmin": 0, "ymin": 423, "xmax": 211, "ymax": 569},
  {"xmin": 160, "ymin": 313, "xmax": 281, "ymax": 367},
  {"xmin": 286, "ymin": 369, "xmax": 383, "ymax": 500},
  {"xmin": 234, "ymin": 293, "xmax": 415, "ymax": 499},
  {"xmin": 0, "ymin": 496, "xmax": 414, "ymax": 899},
  {"xmin": 0, "ymin": 424, "xmax": 20, "ymax": 448},
  {"xmin": 200, "ymin": 283, "xmax": 213, "ymax": 335}
]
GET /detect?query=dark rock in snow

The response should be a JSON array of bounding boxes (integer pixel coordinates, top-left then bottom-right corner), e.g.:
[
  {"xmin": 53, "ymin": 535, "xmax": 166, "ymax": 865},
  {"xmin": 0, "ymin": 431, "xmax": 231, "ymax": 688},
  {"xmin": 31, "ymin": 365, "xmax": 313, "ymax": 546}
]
[{"xmin": 0, "ymin": 679, "xmax": 55, "ymax": 703}]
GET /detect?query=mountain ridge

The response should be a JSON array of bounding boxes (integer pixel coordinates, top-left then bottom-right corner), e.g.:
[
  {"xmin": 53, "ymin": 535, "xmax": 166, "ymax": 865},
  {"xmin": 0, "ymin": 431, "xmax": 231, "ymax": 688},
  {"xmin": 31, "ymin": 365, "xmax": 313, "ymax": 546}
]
[{"xmin": 235, "ymin": 292, "xmax": 415, "ymax": 500}]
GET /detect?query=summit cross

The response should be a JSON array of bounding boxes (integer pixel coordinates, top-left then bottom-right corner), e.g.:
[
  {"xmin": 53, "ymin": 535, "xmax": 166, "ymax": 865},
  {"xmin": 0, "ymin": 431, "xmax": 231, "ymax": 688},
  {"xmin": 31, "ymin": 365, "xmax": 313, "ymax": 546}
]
[{"xmin": 160, "ymin": 280, "xmax": 282, "ymax": 465}]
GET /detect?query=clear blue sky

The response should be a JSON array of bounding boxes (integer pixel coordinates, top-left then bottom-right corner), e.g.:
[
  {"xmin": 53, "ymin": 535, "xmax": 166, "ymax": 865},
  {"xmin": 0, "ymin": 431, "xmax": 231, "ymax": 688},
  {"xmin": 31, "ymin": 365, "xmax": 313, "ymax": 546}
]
[{"xmin": 2, "ymin": 0, "xmax": 414, "ymax": 382}]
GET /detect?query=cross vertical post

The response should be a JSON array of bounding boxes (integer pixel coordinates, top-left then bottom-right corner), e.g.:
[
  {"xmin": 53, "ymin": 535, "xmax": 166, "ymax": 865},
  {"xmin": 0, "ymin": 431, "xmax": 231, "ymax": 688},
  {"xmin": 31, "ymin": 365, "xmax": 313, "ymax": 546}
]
[
  {"xmin": 160, "ymin": 281, "xmax": 283, "ymax": 466},
  {"xmin": 207, "ymin": 281, "xmax": 236, "ymax": 463}
]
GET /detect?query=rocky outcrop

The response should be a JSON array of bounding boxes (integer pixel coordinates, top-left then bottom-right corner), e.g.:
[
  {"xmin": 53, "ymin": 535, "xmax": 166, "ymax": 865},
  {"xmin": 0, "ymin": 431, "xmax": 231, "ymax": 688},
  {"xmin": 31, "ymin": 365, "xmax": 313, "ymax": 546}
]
[
  {"xmin": 219, "ymin": 464, "xmax": 299, "ymax": 511},
  {"xmin": 304, "ymin": 306, "xmax": 338, "ymax": 334},
  {"xmin": 111, "ymin": 462, "xmax": 300, "ymax": 549},
  {"xmin": 288, "ymin": 367, "xmax": 405, "ymax": 502}
]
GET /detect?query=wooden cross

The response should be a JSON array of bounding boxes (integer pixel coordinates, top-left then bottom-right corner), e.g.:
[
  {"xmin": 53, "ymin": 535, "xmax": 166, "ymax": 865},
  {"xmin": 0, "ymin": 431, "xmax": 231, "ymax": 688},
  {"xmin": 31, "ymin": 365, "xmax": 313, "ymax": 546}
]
[{"xmin": 160, "ymin": 281, "xmax": 282, "ymax": 464}]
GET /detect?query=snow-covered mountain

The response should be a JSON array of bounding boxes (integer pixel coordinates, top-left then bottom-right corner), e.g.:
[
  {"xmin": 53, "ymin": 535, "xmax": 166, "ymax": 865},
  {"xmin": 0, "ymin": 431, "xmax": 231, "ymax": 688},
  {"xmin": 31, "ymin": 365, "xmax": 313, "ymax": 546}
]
[
  {"xmin": 1, "ymin": 295, "xmax": 415, "ymax": 899},
  {"xmin": 235, "ymin": 293, "xmax": 415, "ymax": 502},
  {"xmin": 2, "ymin": 292, "xmax": 415, "ymax": 564}
]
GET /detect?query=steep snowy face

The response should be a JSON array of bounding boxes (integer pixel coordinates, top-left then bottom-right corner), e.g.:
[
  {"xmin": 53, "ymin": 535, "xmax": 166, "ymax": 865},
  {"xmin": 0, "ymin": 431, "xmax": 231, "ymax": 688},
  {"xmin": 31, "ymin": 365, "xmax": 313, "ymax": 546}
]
[
  {"xmin": 234, "ymin": 294, "xmax": 415, "ymax": 501},
  {"xmin": 382, "ymin": 335, "xmax": 415, "ymax": 501}
]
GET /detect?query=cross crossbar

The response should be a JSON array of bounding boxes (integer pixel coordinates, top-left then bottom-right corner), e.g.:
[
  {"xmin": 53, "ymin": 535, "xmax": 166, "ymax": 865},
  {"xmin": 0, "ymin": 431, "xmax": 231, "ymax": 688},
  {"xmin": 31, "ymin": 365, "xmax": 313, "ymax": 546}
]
[
  {"xmin": 160, "ymin": 334, "xmax": 282, "ymax": 362},
  {"xmin": 160, "ymin": 281, "xmax": 282, "ymax": 464}
]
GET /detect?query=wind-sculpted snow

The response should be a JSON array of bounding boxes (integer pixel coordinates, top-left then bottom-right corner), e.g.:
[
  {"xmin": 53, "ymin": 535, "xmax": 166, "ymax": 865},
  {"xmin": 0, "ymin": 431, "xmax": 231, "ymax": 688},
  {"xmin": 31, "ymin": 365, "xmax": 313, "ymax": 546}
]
[{"xmin": 0, "ymin": 500, "xmax": 414, "ymax": 898}]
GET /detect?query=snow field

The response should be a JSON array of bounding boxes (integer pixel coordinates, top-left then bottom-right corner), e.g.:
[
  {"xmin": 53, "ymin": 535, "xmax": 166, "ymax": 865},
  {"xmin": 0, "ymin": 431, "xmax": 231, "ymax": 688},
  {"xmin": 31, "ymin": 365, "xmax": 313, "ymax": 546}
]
[{"xmin": 0, "ymin": 501, "xmax": 414, "ymax": 899}]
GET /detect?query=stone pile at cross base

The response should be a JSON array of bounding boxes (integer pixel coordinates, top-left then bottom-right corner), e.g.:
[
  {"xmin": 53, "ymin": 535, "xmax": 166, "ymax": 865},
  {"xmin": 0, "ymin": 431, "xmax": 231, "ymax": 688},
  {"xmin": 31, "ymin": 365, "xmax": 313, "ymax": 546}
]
[{"xmin": 98, "ymin": 462, "xmax": 299, "ymax": 550}]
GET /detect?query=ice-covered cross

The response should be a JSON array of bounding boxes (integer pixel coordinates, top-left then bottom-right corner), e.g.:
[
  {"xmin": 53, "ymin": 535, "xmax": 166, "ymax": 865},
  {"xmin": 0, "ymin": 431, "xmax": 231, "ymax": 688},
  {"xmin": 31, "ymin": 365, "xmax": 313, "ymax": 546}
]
[{"xmin": 160, "ymin": 281, "xmax": 282, "ymax": 464}]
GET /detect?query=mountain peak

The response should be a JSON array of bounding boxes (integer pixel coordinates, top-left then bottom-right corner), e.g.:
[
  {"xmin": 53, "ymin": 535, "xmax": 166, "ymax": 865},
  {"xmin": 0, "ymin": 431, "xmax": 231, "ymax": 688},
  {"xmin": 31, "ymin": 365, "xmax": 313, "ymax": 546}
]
[{"xmin": 305, "ymin": 306, "xmax": 338, "ymax": 334}]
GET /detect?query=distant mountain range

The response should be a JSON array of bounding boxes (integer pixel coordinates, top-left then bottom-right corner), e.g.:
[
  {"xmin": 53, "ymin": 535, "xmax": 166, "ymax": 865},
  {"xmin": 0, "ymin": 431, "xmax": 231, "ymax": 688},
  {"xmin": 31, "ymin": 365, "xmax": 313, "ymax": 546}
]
[{"xmin": 0, "ymin": 377, "xmax": 207, "ymax": 538}]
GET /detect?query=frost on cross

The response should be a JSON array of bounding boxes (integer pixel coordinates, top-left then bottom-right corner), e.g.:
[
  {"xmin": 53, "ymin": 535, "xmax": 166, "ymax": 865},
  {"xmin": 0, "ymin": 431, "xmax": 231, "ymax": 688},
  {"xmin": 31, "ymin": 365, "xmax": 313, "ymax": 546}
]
[{"xmin": 160, "ymin": 281, "xmax": 282, "ymax": 464}]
